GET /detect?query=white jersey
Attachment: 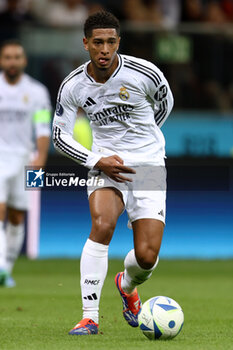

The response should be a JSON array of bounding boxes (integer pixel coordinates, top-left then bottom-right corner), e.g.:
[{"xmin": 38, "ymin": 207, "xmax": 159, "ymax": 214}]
[
  {"xmin": 0, "ymin": 73, "xmax": 51, "ymax": 157},
  {"xmin": 53, "ymin": 54, "xmax": 174, "ymax": 168}
]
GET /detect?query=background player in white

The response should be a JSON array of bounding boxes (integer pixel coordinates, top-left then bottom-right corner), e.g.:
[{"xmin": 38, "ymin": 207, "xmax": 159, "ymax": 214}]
[
  {"xmin": 53, "ymin": 11, "xmax": 173, "ymax": 335},
  {"xmin": 0, "ymin": 40, "xmax": 51, "ymax": 287}
]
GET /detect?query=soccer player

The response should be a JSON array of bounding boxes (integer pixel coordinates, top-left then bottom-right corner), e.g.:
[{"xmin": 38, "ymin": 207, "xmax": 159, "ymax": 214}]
[
  {"xmin": 53, "ymin": 11, "xmax": 173, "ymax": 335},
  {"xmin": 0, "ymin": 40, "xmax": 51, "ymax": 287}
]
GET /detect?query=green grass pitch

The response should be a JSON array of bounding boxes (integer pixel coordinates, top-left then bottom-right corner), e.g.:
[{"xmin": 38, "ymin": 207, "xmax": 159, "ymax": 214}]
[{"xmin": 0, "ymin": 258, "xmax": 233, "ymax": 350}]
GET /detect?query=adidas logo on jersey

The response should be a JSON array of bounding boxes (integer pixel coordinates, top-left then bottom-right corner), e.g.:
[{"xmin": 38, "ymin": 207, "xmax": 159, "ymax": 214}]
[
  {"xmin": 158, "ymin": 210, "xmax": 164, "ymax": 217},
  {"xmin": 84, "ymin": 97, "xmax": 96, "ymax": 107},
  {"xmin": 83, "ymin": 293, "xmax": 98, "ymax": 300}
]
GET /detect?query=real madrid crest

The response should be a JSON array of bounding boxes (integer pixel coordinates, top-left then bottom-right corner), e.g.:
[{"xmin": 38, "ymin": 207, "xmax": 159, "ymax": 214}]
[{"xmin": 119, "ymin": 86, "xmax": 129, "ymax": 101}]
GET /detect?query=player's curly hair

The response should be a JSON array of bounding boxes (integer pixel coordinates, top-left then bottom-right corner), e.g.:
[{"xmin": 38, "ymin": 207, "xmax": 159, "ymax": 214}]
[{"xmin": 84, "ymin": 11, "xmax": 120, "ymax": 38}]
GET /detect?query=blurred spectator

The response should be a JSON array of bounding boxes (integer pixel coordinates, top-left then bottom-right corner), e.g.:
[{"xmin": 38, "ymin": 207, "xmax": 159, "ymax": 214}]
[
  {"xmin": 86, "ymin": 0, "xmax": 124, "ymax": 20},
  {"xmin": 122, "ymin": 0, "xmax": 181, "ymax": 28},
  {"xmin": 181, "ymin": 0, "xmax": 233, "ymax": 23},
  {"xmin": 221, "ymin": 0, "xmax": 233, "ymax": 21},
  {"xmin": 0, "ymin": 0, "xmax": 6, "ymax": 12},
  {"xmin": 33, "ymin": 0, "xmax": 89, "ymax": 27},
  {"xmin": 204, "ymin": 0, "xmax": 233, "ymax": 24},
  {"xmin": 0, "ymin": 0, "xmax": 31, "ymax": 13},
  {"xmin": 122, "ymin": 0, "xmax": 162, "ymax": 25},
  {"xmin": 86, "ymin": 1, "xmax": 104, "ymax": 15},
  {"xmin": 181, "ymin": 0, "xmax": 204, "ymax": 22},
  {"xmin": 0, "ymin": 0, "xmax": 35, "ymax": 42},
  {"xmin": 204, "ymin": 0, "xmax": 228, "ymax": 23},
  {"xmin": 179, "ymin": 0, "xmax": 232, "ymax": 111},
  {"xmin": 157, "ymin": 0, "xmax": 181, "ymax": 28}
]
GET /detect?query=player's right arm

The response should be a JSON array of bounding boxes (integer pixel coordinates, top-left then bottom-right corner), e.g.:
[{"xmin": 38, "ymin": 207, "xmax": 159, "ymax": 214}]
[
  {"xmin": 95, "ymin": 155, "xmax": 135, "ymax": 183},
  {"xmin": 52, "ymin": 81, "xmax": 135, "ymax": 181},
  {"xmin": 52, "ymin": 82, "xmax": 102, "ymax": 169}
]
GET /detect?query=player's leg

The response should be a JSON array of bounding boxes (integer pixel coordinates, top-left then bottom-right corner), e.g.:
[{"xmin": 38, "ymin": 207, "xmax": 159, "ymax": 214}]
[
  {"xmin": 115, "ymin": 219, "xmax": 163, "ymax": 327},
  {"xmin": 0, "ymin": 157, "xmax": 26, "ymax": 286},
  {"xmin": 120, "ymin": 165, "xmax": 166, "ymax": 287},
  {"xmin": 5, "ymin": 207, "xmax": 25, "ymax": 281},
  {"xmin": 69, "ymin": 187, "xmax": 124, "ymax": 335},
  {"xmin": 5, "ymin": 158, "xmax": 28, "ymax": 286},
  {"xmin": 125, "ymin": 218, "xmax": 164, "ymax": 288},
  {"xmin": 0, "ymin": 203, "xmax": 8, "ymax": 285},
  {"xmin": 0, "ymin": 169, "xmax": 11, "ymax": 285}
]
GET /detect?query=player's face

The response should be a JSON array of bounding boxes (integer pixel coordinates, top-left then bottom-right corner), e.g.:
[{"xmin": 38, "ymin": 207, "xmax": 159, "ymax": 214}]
[
  {"xmin": 0, "ymin": 45, "xmax": 27, "ymax": 81},
  {"xmin": 83, "ymin": 28, "xmax": 120, "ymax": 71}
]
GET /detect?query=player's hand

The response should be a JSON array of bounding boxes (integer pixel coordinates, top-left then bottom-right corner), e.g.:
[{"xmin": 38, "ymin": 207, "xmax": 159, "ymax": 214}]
[
  {"xmin": 95, "ymin": 155, "xmax": 136, "ymax": 183},
  {"xmin": 30, "ymin": 156, "xmax": 47, "ymax": 170}
]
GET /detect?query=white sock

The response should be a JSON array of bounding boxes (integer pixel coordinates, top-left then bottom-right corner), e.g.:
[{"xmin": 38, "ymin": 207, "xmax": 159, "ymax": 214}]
[
  {"xmin": 6, "ymin": 222, "xmax": 25, "ymax": 273},
  {"xmin": 80, "ymin": 239, "xmax": 108, "ymax": 324},
  {"xmin": 0, "ymin": 221, "xmax": 6, "ymax": 269},
  {"xmin": 121, "ymin": 249, "xmax": 159, "ymax": 294}
]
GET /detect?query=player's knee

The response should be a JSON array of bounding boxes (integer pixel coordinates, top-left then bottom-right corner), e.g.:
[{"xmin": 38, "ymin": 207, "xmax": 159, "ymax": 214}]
[
  {"xmin": 8, "ymin": 217, "xmax": 24, "ymax": 226},
  {"xmin": 91, "ymin": 216, "xmax": 116, "ymax": 244},
  {"xmin": 135, "ymin": 247, "xmax": 158, "ymax": 270},
  {"xmin": 8, "ymin": 210, "xmax": 25, "ymax": 226}
]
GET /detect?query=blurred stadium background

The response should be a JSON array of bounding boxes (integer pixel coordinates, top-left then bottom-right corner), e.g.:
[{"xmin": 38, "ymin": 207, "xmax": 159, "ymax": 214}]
[{"xmin": 1, "ymin": 0, "xmax": 232, "ymax": 260}]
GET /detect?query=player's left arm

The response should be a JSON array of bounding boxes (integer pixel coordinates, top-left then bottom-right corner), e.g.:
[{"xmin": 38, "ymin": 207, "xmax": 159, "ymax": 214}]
[
  {"xmin": 32, "ymin": 86, "xmax": 52, "ymax": 168},
  {"xmin": 33, "ymin": 136, "xmax": 50, "ymax": 168},
  {"xmin": 145, "ymin": 65, "xmax": 174, "ymax": 128}
]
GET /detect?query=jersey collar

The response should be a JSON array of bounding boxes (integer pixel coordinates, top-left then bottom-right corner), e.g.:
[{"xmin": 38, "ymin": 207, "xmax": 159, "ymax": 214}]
[{"xmin": 84, "ymin": 54, "xmax": 123, "ymax": 83}]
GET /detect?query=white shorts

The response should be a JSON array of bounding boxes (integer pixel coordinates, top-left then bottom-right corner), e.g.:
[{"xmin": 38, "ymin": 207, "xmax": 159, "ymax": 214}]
[
  {"xmin": 0, "ymin": 153, "xmax": 30, "ymax": 210},
  {"xmin": 87, "ymin": 165, "xmax": 166, "ymax": 226}
]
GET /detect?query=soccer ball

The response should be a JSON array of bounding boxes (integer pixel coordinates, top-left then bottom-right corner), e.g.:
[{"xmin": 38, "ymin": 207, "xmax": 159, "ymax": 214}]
[{"xmin": 138, "ymin": 296, "xmax": 184, "ymax": 340}]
